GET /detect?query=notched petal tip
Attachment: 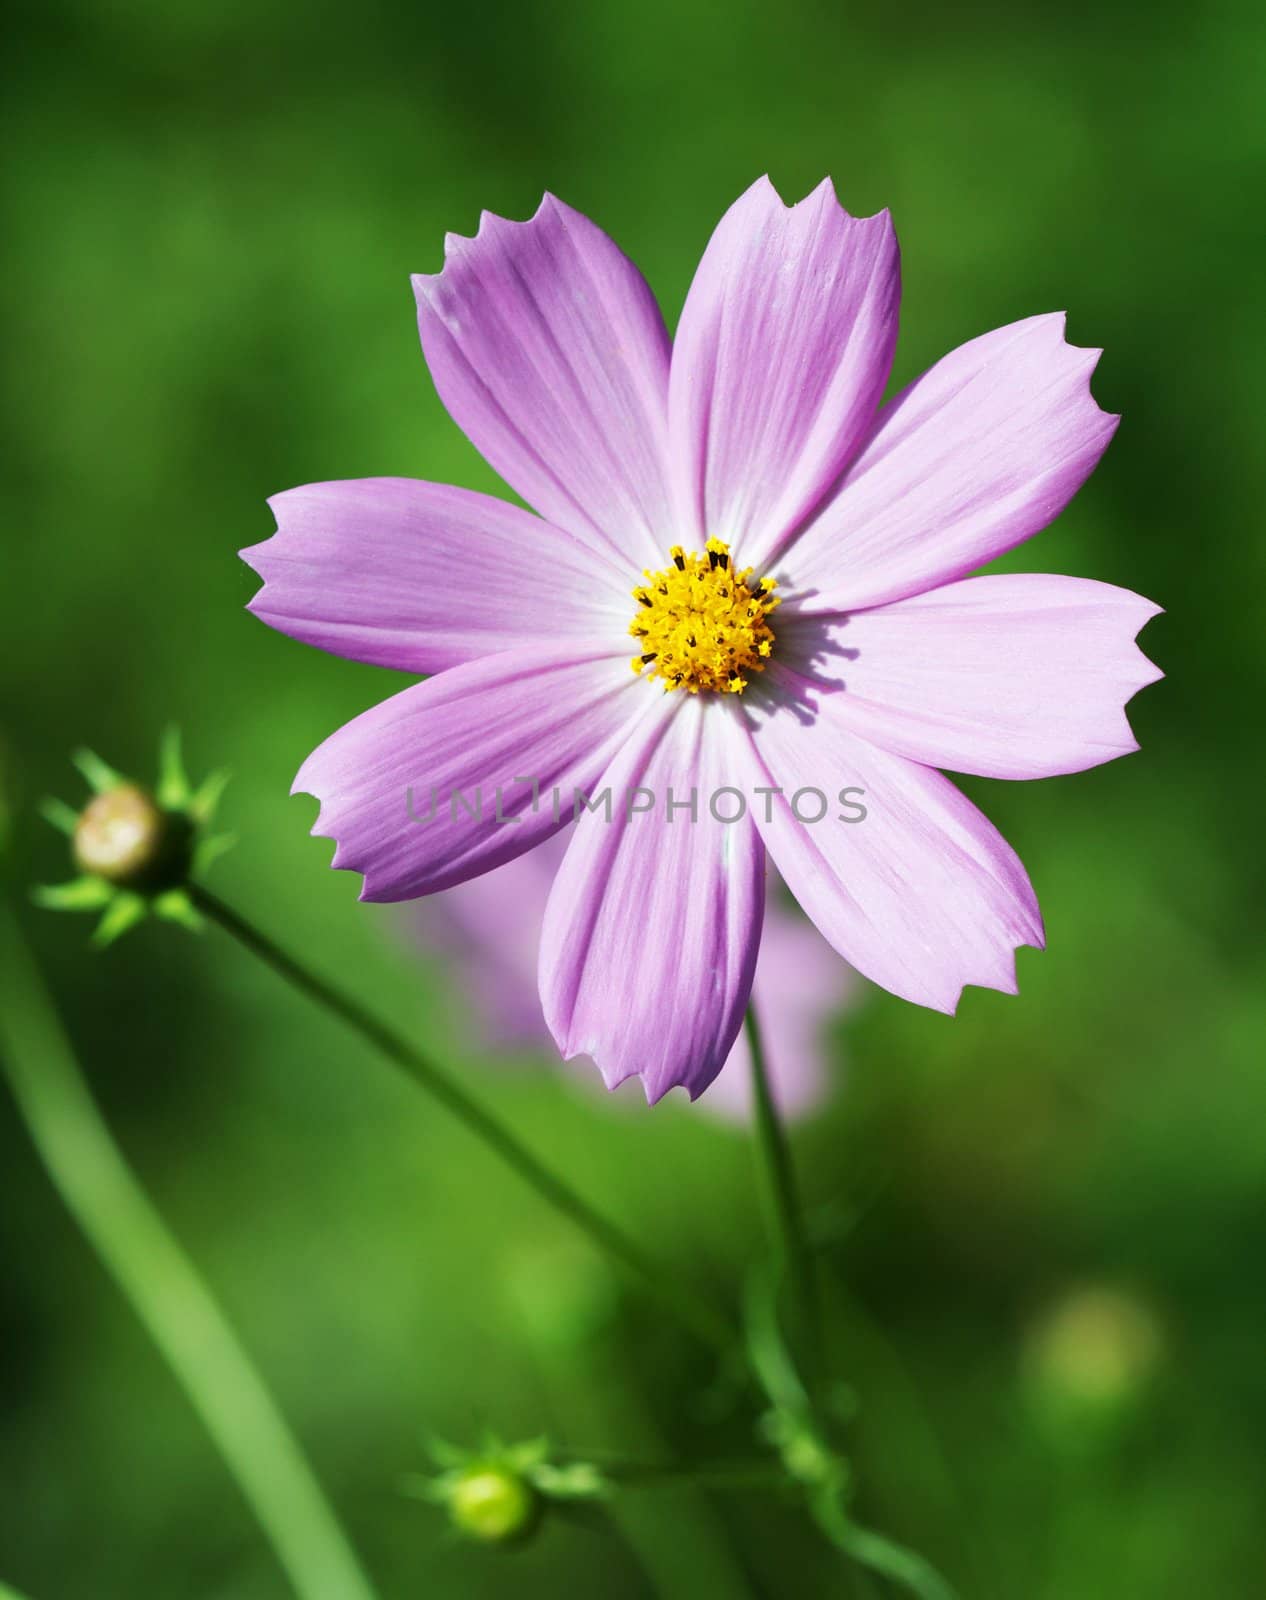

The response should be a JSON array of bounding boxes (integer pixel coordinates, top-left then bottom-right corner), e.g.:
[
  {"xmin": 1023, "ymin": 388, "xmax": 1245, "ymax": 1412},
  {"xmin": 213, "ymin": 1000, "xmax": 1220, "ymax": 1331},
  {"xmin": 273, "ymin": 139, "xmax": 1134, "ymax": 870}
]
[
  {"xmin": 548, "ymin": 1031, "xmax": 645, "ymax": 1097},
  {"xmin": 1132, "ymin": 653, "xmax": 1165, "ymax": 692},
  {"xmin": 598, "ymin": 1054, "xmax": 641, "ymax": 1095},
  {"xmin": 942, "ymin": 934, "xmax": 1043, "ymax": 1015},
  {"xmin": 735, "ymin": 171, "xmax": 893, "ymax": 227},
  {"xmin": 645, "ymin": 1077, "xmax": 691, "ymax": 1108},
  {"xmin": 1111, "ymin": 587, "xmax": 1165, "ymax": 631},
  {"xmin": 1113, "ymin": 588, "xmax": 1166, "ymax": 700},
  {"xmin": 459, "ymin": 195, "xmax": 564, "ymax": 247},
  {"xmin": 238, "ymin": 544, "xmax": 278, "ymax": 623},
  {"xmin": 736, "ymin": 172, "xmax": 778, "ymax": 203},
  {"xmin": 412, "ymin": 193, "xmax": 582, "ymax": 308},
  {"xmin": 284, "ymin": 782, "xmax": 360, "ymax": 882},
  {"xmin": 238, "ymin": 541, "xmax": 269, "ymax": 582},
  {"xmin": 639, "ymin": 1065, "xmax": 722, "ymax": 1107},
  {"xmin": 739, "ymin": 172, "xmax": 824, "ymax": 211},
  {"xmin": 1040, "ymin": 310, "xmax": 1121, "ymax": 428},
  {"xmin": 240, "ymin": 489, "xmax": 301, "ymax": 588},
  {"xmin": 286, "ymin": 783, "xmax": 392, "ymax": 904},
  {"xmin": 409, "ymin": 223, "xmax": 486, "ymax": 288},
  {"xmin": 288, "ymin": 762, "xmax": 324, "ymax": 809},
  {"xmin": 800, "ymin": 174, "xmax": 893, "ymax": 229}
]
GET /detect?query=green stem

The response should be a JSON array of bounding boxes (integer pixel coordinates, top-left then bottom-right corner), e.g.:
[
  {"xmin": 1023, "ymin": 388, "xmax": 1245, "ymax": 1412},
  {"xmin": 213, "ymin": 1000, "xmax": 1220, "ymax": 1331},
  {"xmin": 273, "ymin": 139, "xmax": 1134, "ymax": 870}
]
[
  {"xmin": 0, "ymin": 908, "xmax": 379, "ymax": 1600},
  {"xmin": 811, "ymin": 1495, "xmax": 960, "ymax": 1600},
  {"xmin": 189, "ymin": 885, "xmax": 732, "ymax": 1354},
  {"xmin": 744, "ymin": 1002, "xmax": 820, "ymax": 1375},
  {"xmin": 600, "ymin": 1457, "xmax": 790, "ymax": 1491}
]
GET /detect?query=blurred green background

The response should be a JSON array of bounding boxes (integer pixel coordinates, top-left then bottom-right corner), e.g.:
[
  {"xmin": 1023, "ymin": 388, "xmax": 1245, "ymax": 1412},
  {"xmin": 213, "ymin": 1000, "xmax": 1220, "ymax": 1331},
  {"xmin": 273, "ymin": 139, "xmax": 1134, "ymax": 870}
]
[{"xmin": 3, "ymin": 0, "xmax": 1264, "ymax": 1595}]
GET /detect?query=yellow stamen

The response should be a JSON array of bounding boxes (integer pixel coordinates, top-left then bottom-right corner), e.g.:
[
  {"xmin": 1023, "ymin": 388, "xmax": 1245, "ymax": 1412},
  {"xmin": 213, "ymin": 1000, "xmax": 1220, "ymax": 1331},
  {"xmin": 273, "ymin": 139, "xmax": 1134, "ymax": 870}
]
[{"xmin": 628, "ymin": 541, "xmax": 778, "ymax": 695}]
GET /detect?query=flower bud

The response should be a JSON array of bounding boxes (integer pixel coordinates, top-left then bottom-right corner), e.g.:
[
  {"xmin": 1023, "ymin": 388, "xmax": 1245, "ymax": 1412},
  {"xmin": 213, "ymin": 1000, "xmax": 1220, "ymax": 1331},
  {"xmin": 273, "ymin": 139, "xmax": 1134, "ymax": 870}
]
[
  {"xmin": 448, "ymin": 1463, "xmax": 540, "ymax": 1545},
  {"xmin": 37, "ymin": 732, "xmax": 232, "ymax": 945},
  {"xmin": 72, "ymin": 784, "xmax": 192, "ymax": 892}
]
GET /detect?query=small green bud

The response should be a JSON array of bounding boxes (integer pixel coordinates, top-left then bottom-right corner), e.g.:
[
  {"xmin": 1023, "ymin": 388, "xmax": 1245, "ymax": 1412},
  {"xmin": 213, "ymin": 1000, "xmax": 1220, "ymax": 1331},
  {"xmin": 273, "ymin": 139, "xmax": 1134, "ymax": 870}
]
[
  {"xmin": 448, "ymin": 1464, "xmax": 540, "ymax": 1545},
  {"xmin": 404, "ymin": 1433, "xmax": 607, "ymax": 1548},
  {"xmin": 72, "ymin": 784, "xmax": 192, "ymax": 892},
  {"xmin": 36, "ymin": 730, "xmax": 233, "ymax": 945}
]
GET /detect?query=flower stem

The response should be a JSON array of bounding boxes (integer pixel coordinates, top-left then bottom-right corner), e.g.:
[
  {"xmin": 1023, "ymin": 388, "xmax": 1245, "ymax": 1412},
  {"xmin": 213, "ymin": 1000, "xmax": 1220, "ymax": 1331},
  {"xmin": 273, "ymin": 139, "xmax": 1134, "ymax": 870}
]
[
  {"xmin": 600, "ymin": 1456, "xmax": 790, "ymax": 1491},
  {"xmin": 189, "ymin": 885, "xmax": 732, "ymax": 1354},
  {"xmin": 0, "ymin": 907, "xmax": 379, "ymax": 1600},
  {"xmin": 810, "ymin": 1493, "xmax": 961, "ymax": 1600},
  {"xmin": 744, "ymin": 1002, "xmax": 820, "ymax": 1376}
]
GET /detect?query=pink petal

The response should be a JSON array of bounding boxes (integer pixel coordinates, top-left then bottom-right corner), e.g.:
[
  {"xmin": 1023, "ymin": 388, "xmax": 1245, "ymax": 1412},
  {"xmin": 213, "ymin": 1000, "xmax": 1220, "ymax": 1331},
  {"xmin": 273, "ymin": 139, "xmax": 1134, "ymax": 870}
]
[
  {"xmin": 781, "ymin": 575, "xmax": 1162, "ymax": 780},
  {"xmin": 783, "ymin": 315, "xmax": 1119, "ymax": 611},
  {"xmin": 415, "ymin": 839, "xmax": 856, "ymax": 1124},
  {"xmin": 668, "ymin": 177, "xmax": 900, "ymax": 567},
  {"xmin": 705, "ymin": 907, "xmax": 855, "ymax": 1124},
  {"xmin": 413, "ymin": 196, "xmax": 673, "ymax": 569},
  {"xmin": 736, "ymin": 667, "xmax": 1044, "ymax": 1012},
  {"xmin": 294, "ymin": 646, "xmax": 647, "ymax": 901},
  {"xmin": 539, "ymin": 698, "xmax": 765, "ymax": 1103},
  {"xmin": 411, "ymin": 835, "xmax": 565, "ymax": 1047},
  {"xmin": 242, "ymin": 478, "xmax": 626, "ymax": 674}
]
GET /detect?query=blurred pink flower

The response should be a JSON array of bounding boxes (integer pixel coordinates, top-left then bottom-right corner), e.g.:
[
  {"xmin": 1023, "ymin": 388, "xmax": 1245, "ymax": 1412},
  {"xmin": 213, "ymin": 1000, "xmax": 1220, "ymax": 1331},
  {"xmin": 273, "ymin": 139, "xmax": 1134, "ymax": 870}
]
[{"xmin": 413, "ymin": 834, "xmax": 858, "ymax": 1122}]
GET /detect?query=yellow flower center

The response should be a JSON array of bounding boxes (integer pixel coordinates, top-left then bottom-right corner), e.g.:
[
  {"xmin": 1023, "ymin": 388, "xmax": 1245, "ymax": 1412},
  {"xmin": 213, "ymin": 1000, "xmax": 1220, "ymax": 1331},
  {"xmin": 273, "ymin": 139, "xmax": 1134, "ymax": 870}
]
[{"xmin": 628, "ymin": 539, "xmax": 779, "ymax": 695}]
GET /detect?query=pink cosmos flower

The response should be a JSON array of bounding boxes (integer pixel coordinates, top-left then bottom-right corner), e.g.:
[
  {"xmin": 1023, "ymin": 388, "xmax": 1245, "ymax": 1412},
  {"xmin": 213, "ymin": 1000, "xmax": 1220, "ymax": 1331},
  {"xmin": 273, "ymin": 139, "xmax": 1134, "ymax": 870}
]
[
  {"xmin": 412, "ymin": 833, "xmax": 859, "ymax": 1121},
  {"xmin": 242, "ymin": 178, "xmax": 1162, "ymax": 1104}
]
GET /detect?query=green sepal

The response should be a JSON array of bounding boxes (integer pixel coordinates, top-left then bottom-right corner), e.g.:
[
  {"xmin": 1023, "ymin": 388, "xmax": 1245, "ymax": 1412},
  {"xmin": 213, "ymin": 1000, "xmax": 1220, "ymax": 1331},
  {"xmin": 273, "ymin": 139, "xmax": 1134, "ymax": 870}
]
[
  {"xmin": 32, "ymin": 877, "xmax": 115, "ymax": 912},
  {"xmin": 72, "ymin": 747, "xmax": 125, "ymax": 795},
  {"xmin": 194, "ymin": 832, "xmax": 236, "ymax": 875},
  {"xmin": 156, "ymin": 725, "xmax": 192, "ymax": 809},
  {"xmin": 502, "ymin": 1437, "xmax": 550, "ymax": 1473},
  {"xmin": 152, "ymin": 888, "xmax": 204, "ymax": 933},
  {"xmin": 40, "ymin": 797, "xmax": 81, "ymax": 837},
  {"xmin": 423, "ymin": 1435, "xmax": 472, "ymax": 1471},
  {"xmin": 190, "ymin": 769, "xmax": 231, "ymax": 825},
  {"xmin": 93, "ymin": 893, "xmax": 147, "ymax": 947},
  {"xmin": 397, "ymin": 1472, "xmax": 449, "ymax": 1504}
]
